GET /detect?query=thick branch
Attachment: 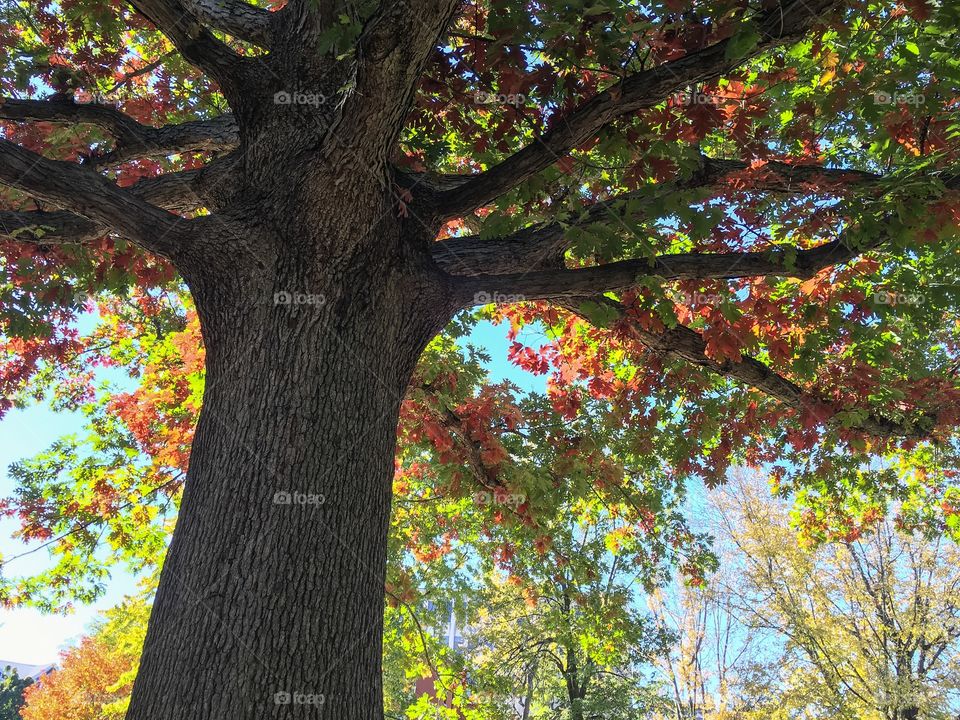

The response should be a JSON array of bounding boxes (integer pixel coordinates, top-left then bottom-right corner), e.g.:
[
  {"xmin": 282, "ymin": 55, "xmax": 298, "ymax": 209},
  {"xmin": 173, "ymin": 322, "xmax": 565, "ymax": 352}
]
[
  {"xmin": 328, "ymin": 0, "xmax": 462, "ymax": 165},
  {"xmin": 0, "ymin": 155, "xmax": 238, "ymax": 244},
  {"xmin": 90, "ymin": 113, "xmax": 239, "ymax": 166},
  {"xmin": 433, "ymin": 223, "xmax": 570, "ymax": 277},
  {"xmin": 454, "ymin": 236, "xmax": 876, "ymax": 303},
  {"xmin": 561, "ymin": 296, "xmax": 932, "ymax": 439},
  {"xmin": 182, "ymin": 0, "xmax": 273, "ymax": 45},
  {"xmin": 0, "ymin": 97, "xmax": 238, "ymax": 166},
  {"xmin": 432, "ymin": 159, "xmax": 880, "ymax": 276},
  {"xmin": 429, "ymin": 0, "xmax": 840, "ymax": 218},
  {"xmin": 0, "ymin": 210, "xmax": 100, "ymax": 244},
  {"xmin": 1, "ymin": 96, "xmax": 146, "ymax": 147},
  {"xmin": 131, "ymin": 156, "xmax": 239, "ymax": 212},
  {"xmin": 129, "ymin": 0, "xmax": 250, "ymax": 91},
  {"xmin": 0, "ymin": 139, "xmax": 188, "ymax": 256}
]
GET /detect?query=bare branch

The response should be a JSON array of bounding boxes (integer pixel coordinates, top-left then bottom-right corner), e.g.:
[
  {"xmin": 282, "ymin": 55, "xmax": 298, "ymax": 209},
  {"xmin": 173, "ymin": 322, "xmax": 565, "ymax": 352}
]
[
  {"xmin": 0, "ymin": 96, "xmax": 238, "ymax": 166},
  {"xmin": 428, "ymin": 0, "xmax": 841, "ymax": 219},
  {"xmin": 559, "ymin": 296, "xmax": 933, "ymax": 439},
  {"xmin": 0, "ymin": 139, "xmax": 188, "ymax": 257},
  {"xmin": 182, "ymin": 0, "xmax": 274, "ymax": 45}
]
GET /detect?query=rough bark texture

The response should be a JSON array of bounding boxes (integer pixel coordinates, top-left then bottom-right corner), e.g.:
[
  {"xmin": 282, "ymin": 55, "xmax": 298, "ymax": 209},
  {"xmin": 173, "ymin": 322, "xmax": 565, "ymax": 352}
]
[
  {"xmin": 128, "ymin": 208, "xmax": 456, "ymax": 719},
  {"xmin": 113, "ymin": 2, "xmax": 468, "ymax": 715}
]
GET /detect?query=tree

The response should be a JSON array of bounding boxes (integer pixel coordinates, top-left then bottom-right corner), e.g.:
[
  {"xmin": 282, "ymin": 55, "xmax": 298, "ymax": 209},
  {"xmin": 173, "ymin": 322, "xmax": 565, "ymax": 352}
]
[
  {"xmin": 386, "ymin": 331, "xmax": 710, "ymax": 719},
  {"xmin": 1, "ymin": 0, "xmax": 959, "ymax": 718},
  {"xmin": 0, "ymin": 667, "xmax": 32, "ymax": 720},
  {"xmin": 463, "ymin": 533, "xmax": 669, "ymax": 720},
  {"xmin": 645, "ymin": 573, "xmax": 782, "ymax": 720},
  {"xmin": 436, "ymin": 427, "xmax": 700, "ymax": 720},
  {"xmin": 715, "ymin": 474, "xmax": 960, "ymax": 720},
  {"xmin": 18, "ymin": 590, "xmax": 150, "ymax": 720}
]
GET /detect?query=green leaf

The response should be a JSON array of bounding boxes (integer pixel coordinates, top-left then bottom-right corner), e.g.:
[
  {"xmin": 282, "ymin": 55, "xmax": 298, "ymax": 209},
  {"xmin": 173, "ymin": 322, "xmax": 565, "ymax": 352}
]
[
  {"xmin": 577, "ymin": 300, "xmax": 621, "ymax": 328},
  {"xmin": 725, "ymin": 21, "xmax": 761, "ymax": 61}
]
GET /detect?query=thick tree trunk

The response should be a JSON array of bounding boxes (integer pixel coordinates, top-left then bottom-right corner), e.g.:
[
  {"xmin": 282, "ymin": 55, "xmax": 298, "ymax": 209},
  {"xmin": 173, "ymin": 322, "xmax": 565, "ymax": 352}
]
[{"xmin": 126, "ymin": 218, "xmax": 454, "ymax": 719}]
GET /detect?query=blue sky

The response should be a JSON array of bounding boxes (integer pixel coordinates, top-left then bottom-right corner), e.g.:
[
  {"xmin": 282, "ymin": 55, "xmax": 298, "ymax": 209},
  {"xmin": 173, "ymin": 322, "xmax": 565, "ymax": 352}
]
[{"xmin": 0, "ymin": 404, "xmax": 139, "ymax": 664}]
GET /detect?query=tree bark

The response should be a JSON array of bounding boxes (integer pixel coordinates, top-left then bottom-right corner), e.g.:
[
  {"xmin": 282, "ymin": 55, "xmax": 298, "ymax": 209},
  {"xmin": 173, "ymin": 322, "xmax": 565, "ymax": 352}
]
[{"xmin": 126, "ymin": 217, "xmax": 455, "ymax": 719}]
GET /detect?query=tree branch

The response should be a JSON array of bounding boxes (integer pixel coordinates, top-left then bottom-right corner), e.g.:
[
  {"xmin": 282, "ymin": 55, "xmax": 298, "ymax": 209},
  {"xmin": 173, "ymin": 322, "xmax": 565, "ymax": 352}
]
[
  {"xmin": 107, "ymin": 52, "xmax": 176, "ymax": 93},
  {"xmin": 431, "ymin": 159, "xmax": 880, "ymax": 276},
  {"xmin": 128, "ymin": 0, "xmax": 251, "ymax": 91},
  {"xmin": 453, "ymin": 236, "xmax": 877, "ymax": 303},
  {"xmin": 0, "ymin": 139, "xmax": 189, "ymax": 257},
  {"xmin": 433, "ymin": 223, "xmax": 570, "ymax": 277},
  {"xmin": 0, "ymin": 210, "xmax": 101, "ymax": 245},
  {"xmin": 0, "ymin": 154, "xmax": 239, "ymax": 244},
  {"xmin": 327, "ymin": 0, "xmax": 462, "ymax": 165},
  {"xmin": 182, "ymin": 0, "xmax": 274, "ymax": 45},
  {"xmin": 131, "ymin": 155, "xmax": 239, "ymax": 212},
  {"xmin": 559, "ymin": 296, "xmax": 933, "ymax": 439},
  {"xmin": 91, "ymin": 113, "xmax": 239, "ymax": 167},
  {"xmin": 0, "ymin": 97, "xmax": 239, "ymax": 166},
  {"xmin": 427, "ymin": 0, "xmax": 841, "ymax": 219}
]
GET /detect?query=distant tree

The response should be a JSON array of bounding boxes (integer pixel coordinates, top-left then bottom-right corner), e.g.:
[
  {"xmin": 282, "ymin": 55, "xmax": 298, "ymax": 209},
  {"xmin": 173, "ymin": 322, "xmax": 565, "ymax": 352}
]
[
  {"xmin": 463, "ymin": 509, "xmax": 679, "ymax": 720},
  {"xmin": 19, "ymin": 593, "xmax": 149, "ymax": 720},
  {"xmin": 716, "ymin": 474, "xmax": 960, "ymax": 720},
  {"xmin": 645, "ymin": 574, "xmax": 783, "ymax": 720},
  {"xmin": 381, "ymin": 322, "xmax": 714, "ymax": 720},
  {"xmin": 0, "ymin": 667, "xmax": 32, "ymax": 720}
]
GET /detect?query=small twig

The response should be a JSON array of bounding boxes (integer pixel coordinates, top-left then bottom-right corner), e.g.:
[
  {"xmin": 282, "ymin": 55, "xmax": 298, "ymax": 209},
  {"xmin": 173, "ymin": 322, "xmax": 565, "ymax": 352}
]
[{"xmin": 106, "ymin": 52, "xmax": 174, "ymax": 94}]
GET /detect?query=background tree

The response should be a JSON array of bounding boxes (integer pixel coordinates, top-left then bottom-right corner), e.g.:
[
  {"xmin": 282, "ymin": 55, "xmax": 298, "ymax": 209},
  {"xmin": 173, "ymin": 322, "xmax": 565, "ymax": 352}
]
[
  {"xmin": 455, "ymin": 469, "xmax": 692, "ymax": 720},
  {"xmin": 0, "ymin": 667, "xmax": 32, "ymax": 720},
  {"xmin": 19, "ymin": 589, "xmax": 150, "ymax": 720},
  {"xmin": 387, "ymin": 328, "xmax": 710, "ymax": 719},
  {"xmin": 645, "ymin": 572, "xmax": 781, "ymax": 719},
  {"xmin": 715, "ymin": 474, "xmax": 960, "ymax": 720},
  {"xmin": 1, "ymin": 0, "xmax": 959, "ymax": 718}
]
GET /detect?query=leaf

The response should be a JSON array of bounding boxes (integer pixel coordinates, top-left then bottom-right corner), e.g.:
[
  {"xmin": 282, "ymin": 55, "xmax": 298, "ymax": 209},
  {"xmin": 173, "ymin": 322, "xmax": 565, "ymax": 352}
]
[
  {"xmin": 577, "ymin": 300, "xmax": 621, "ymax": 328},
  {"xmin": 725, "ymin": 21, "xmax": 761, "ymax": 61}
]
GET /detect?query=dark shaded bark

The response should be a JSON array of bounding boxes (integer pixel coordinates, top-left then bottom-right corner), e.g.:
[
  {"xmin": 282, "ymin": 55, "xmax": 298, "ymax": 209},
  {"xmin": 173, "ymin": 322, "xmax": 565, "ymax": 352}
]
[
  {"xmin": 97, "ymin": 5, "xmax": 463, "ymax": 717},
  {"xmin": 127, "ymin": 214, "xmax": 456, "ymax": 719}
]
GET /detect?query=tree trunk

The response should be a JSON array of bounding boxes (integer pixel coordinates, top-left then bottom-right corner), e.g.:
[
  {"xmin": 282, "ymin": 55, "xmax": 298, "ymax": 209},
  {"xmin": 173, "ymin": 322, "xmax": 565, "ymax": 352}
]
[{"xmin": 126, "ymin": 218, "xmax": 455, "ymax": 719}]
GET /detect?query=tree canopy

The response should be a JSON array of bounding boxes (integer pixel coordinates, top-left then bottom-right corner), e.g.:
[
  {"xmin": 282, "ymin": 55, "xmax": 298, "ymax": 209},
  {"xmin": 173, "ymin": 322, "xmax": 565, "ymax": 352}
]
[{"xmin": 1, "ymin": 0, "xmax": 959, "ymax": 717}]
